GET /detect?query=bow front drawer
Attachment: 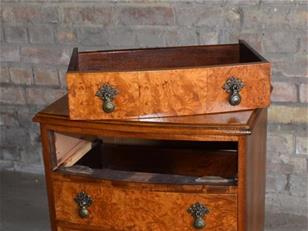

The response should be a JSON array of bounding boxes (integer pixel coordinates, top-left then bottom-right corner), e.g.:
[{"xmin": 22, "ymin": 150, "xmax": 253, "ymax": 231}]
[
  {"xmin": 53, "ymin": 175, "xmax": 237, "ymax": 231},
  {"xmin": 66, "ymin": 41, "xmax": 271, "ymax": 120}
]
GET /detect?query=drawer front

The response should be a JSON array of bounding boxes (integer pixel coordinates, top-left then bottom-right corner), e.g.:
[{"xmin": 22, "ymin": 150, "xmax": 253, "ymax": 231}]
[
  {"xmin": 67, "ymin": 72, "xmax": 139, "ymax": 120},
  {"xmin": 53, "ymin": 180, "xmax": 237, "ymax": 231},
  {"xmin": 206, "ymin": 63, "xmax": 271, "ymax": 114},
  {"xmin": 67, "ymin": 69, "xmax": 208, "ymax": 120},
  {"xmin": 67, "ymin": 64, "xmax": 270, "ymax": 120},
  {"xmin": 138, "ymin": 69, "xmax": 208, "ymax": 117}
]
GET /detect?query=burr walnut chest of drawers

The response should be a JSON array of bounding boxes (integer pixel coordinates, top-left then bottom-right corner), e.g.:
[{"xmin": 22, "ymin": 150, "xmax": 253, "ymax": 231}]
[{"xmin": 33, "ymin": 96, "xmax": 267, "ymax": 231}]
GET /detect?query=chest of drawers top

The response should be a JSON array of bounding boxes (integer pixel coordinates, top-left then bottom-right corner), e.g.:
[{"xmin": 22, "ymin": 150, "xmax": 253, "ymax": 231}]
[{"xmin": 33, "ymin": 95, "xmax": 260, "ymax": 138}]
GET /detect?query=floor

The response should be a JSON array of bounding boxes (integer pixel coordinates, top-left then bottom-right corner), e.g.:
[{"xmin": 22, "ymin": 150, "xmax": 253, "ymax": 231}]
[
  {"xmin": 0, "ymin": 171, "xmax": 50, "ymax": 231},
  {"xmin": 0, "ymin": 170, "xmax": 307, "ymax": 231}
]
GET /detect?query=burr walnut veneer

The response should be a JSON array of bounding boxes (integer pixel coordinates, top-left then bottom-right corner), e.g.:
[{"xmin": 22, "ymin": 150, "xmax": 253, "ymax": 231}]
[
  {"xmin": 66, "ymin": 41, "xmax": 271, "ymax": 120},
  {"xmin": 33, "ymin": 96, "xmax": 267, "ymax": 231}
]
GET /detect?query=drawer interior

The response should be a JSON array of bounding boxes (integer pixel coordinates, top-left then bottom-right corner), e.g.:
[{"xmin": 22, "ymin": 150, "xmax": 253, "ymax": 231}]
[
  {"xmin": 51, "ymin": 132, "xmax": 238, "ymax": 186},
  {"xmin": 73, "ymin": 42, "xmax": 264, "ymax": 72}
]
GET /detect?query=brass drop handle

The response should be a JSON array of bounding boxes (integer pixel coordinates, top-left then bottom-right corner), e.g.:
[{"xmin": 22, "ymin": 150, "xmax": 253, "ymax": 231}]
[
  {"xmin": 74, "ymin": 192, "xmax": 92, "ymax": 218},
  {"xmin": 223, "ymin": 77, "xmax": 245, "ymax": 106},
  {"xmin": 96, "ymin": 83, "xmax": 119, "ymax": 113},
  {"xmin": 188, "ymin": 202, "xmax": 209, "ymax": 229}
]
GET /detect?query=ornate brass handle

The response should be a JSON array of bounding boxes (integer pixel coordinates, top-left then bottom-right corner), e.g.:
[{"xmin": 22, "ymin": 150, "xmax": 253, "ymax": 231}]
[
  {"xmin": 96, "ymin": 83, "xmax": 118, "ymax": 113},
  {"xmin": 74, "ymin": 192, "xmax": 92, "ymax": 218},
  {"xmin": 223, "ymin": 77, "xmax": 245, "ymax": 106},
  {"xmin": 187, "ymin": 202, "xmax": 209, "ymax": 229}
]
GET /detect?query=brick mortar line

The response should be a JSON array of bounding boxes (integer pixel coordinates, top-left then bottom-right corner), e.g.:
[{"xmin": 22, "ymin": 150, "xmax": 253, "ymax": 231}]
[
  {"xmin": 272, "ymin": 76, "xmax": 308, "ymax": 84},
  {"xmin": 0, "ymin": 83, "xmax": 65, "ymax": 92},
  {"xmin": 2, "ymin": 28, "xmax": 306, "ymax": 45},
  {"xmin": 1, "ymin": 42, "xmax": 75, "ymax": 49},
  {"xmin": 1, "ymin": 23, "xmax": 205, "ymax": 29},
  {"xmin": 1, "ymin": 25, "xmax": 229, "ymax": 32},
  {"xmin": 270, "ymin": 102, "xmax": 308, "ymax": 107},
  {"xmin": 0, "ymin": 105, "xmax": 43, "ymax": 112},
  {"xmin": 268, "ymin": 123, "xmax": 308, "ymax": 131},
  {"xmin": 272, "ymin": 78, "xmax": 308, "ymax": 84}
]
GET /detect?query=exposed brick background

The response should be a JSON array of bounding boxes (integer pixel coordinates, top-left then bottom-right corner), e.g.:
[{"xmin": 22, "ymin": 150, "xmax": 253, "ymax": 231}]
[{"xmin": 0, "ymin": 0, "xmax": 307, "ymax": 230}]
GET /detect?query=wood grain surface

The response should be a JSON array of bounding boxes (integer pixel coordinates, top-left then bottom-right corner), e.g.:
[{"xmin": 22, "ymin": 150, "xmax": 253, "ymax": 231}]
[
  {"xmin": 67, "ymin": 63, "xmax": 270, "ymax": 120},
  {"xmin": 53, "ymin": 177, "xmax": 237, "ymax": 231},
  {"xmin": 138, "ymin": 69, "xmax": 208, "ymax": 117},
  {"xmin": 66, "ymin": 41, "xmax": 271, "ymax": 120},
  {"xmin": 245, "ymin": 109, "xmax": 267, "ymax": 231},
  {"xmin": 34, "ymin": 95, "xmax": 254, "ymax": 130},
  {"xmin": 237, "ymin": 109, "xmax": 267, "ymax": 231},
  {"xmin": 205, "ymin": 63, "xmax": 271, "ymax": 113},
  {"xmin": 67, "ymin": 72, "xmax": 139, "ymax": 120}
]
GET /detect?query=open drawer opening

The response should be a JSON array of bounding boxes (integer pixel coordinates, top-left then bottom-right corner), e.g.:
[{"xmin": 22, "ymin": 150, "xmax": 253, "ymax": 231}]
[{"xmin": 52, "ymin": 132, "xmax": 238, "ymax": 186}]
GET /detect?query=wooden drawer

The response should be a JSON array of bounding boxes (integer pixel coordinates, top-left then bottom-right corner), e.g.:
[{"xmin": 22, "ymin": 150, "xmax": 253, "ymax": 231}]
[
  {"xmin": 53, "ymin": 176, "xmax": 237, "ymax": 231},
  {"xmin": 66, "ymin": 41, "xmax": 271, "ymax": 120}
]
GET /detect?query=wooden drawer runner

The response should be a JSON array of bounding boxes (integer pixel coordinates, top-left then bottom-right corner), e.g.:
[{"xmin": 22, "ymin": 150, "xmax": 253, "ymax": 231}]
[{"xmin": 53, "ymin": 178, "xmax": 237, "ymax": 231}]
